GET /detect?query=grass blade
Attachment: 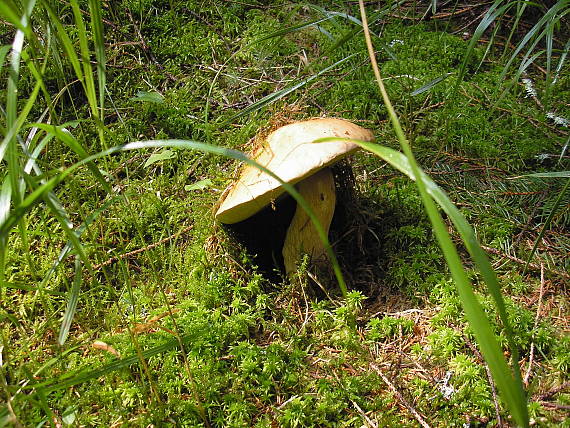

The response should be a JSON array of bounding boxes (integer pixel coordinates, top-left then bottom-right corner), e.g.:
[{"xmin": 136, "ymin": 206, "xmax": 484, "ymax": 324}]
[
  {"xmin": 0, "ymin": 177, "xmax": 11, "ymax": 235},
  {"xmin": 224, "ymin": 54, "xmax": 356, "ymax": 124},
  {"xmin": 255, "ymin": 16, "xmax": 333, "ymax": 43},
  {"xmin": 69, "ymin": 0, "xmax": 99, "ymax": 120},
  {"xmin": 352, "ymin": 142, "xmax": 531, "ymax": 428},
  {"xmin": 515, "ymin": 176, "xmax": 570, "ymax": 272},
  {"xmin": 454, "ymin": 0, "xmax": 515, "ymax": 92},
  {"xmin": 0, "ymin": 176, "xmax": 11, "ymax": 289},
  {"xmin": 88, "ymin": 0, "xmax": 106, "ymax": 119},
  {"xmin": 552, "ymin": 39, "xmax": 570, "ymax": 85},
  {"xmin": 411, "ymin": 73, "xmax": 453, "ymax": 96},
  {"xmin": 33, "ymin": 334, "xmax": 192, "ymax": 394},
  {"xmin": 357, "ymin": 2, "xmax": 528, "ymax": 425},
  {"xmin": 29, "ymin": 123, "xmax": 111, "ymax": 193},
  {"xmin": 325, "ymin": 0, "xmax": 405, "ymax": 58},
  {"xmin": 0, "ymin": 45, "xmax": 11, "ymax": 76},
  {"xmin": 515, "ymin": 171, "xmax": 570, "ymax": 179},
  {"xmin": 41, "ymin": 195, "xmax": 123, "ymax": 287},
  {"xmin": 41, "ymin": 2, "xmax": 84, "ymax": 84},
  {"xmin": 58, "ymin": 257, "xmax": 82, "ymax": 345},
  {"xmin": 0, "ymin": 1, "xmax": 28, "ymax": 33}
]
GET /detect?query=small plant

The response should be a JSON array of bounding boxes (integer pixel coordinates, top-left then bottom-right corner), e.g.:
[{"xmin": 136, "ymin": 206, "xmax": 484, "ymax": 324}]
[{"xmin": 367, "ymin": 316, "xmax": 414, "ymax": 341}]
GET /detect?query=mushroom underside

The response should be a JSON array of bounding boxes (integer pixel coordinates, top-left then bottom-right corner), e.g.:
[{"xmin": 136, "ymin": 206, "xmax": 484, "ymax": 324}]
[
  {"xmin": 221, "ymin": 167, "xmax": 338, "ymax": 279},
  {"xmin": 222, "ymin": 193, "xmax": 296, "ymax": 278}
]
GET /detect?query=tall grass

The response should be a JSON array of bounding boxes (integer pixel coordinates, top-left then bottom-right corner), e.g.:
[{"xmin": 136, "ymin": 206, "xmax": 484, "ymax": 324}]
[{"xmin": 352, "ymin": 2, "xmax": 530, "ymax": 425}]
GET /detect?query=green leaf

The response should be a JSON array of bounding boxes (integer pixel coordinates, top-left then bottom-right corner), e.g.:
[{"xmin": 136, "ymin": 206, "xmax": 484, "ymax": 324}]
[
  {"xmin": 520, "ymin": 177, "xmax": 570, "ymax": 271},
  {"xmin": 0, "ymin": 176, "xmax": 11, "ymax": 285},
  {"xmin": 454, "ymin": 0, "xmax": 515, "ymax": 92},
  {"xmin": 0, "ymin": 1, "xmax": 26, "ymax": 33},
  {"xmin": 0, "ymin": 281, "xmax": 64, "ymax": 295},
  {"xmin": 144, "ymin": 149, "xmax": 175, "ymax": 167},
  {"xmin": 28, "ymin": 123, "xmax": 111, "ymax": 193},
  {"xmin": 255, "ymin": 16, "xmax": 333, "ymax": 43},
  {"xmin": 319, "ymin": 137, "xmax": 529, "ymax": 427},
  {"xmin": 130, "ymin": 90, "xmax": 165, "ymax": 104},
  {"xmin": 359, "ymin": 142, "xmax": 528, "ymax": 426},
  {"xmin": 88, "ymin": 0, "xmax": 106, "ymax": 115},
  {"xmin": 41, "ymin": 195, "xmax": 122, "ymax": 288},
  {"xmin": 33, "ymin": 334, "xmax": 195, "ymax": 394},
  {"xmin": 411, "ymin": 73, "xmax": 453, "ymax": 96},
  {"xmin": 185, "ymin": 179, "xmax": 213, "ymax": 191},
  {"xmin": 0, "ymin": 45, "xmax": 11, "ymax": 77},
  {"xmin": 514, "ymin": 171, "xmax": 570, "ymax": 178},
  {"xmin": 42, "ymin": 3, "xmax": 84, "ymax": 84},
  {"xmin": 69, "ymin": 0, "xmax": 98, "ymax": 120},
  {"xmin": 0, "ymin": 176, "xmax": 11, "ymax": 228},
  {"xmin": 58, "ymin": 257, "xmax": 82, "ymax": 346},
  {"xmin": 356, "ymin": 4, "xmax": 528, "ymax": 422}
]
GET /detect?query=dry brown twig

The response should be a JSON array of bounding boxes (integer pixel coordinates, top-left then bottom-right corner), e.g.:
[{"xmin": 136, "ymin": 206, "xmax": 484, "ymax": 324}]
[
  {"xmin": 351, "ymin": 399, "xmax": 379, "ymax": 428},
  {"xmin": 369, "ymin": 363, "xmax": 431, "ymax": 428},
  {"xmin": 480, "ymin": 245, "xmax": 570, "ymax": 281},
  {"xmin": 464, "ymin": 338, "xmax": 504, "ymax": 427},
  {"xmin": 534, "ymin": 381, "xmax": 570, "ymax": 402}
]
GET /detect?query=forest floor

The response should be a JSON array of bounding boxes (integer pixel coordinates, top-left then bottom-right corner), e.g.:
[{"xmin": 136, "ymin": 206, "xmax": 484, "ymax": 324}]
[{"xmin": 1, "ymin": 1, "xmax": 569, "ymax": 426}]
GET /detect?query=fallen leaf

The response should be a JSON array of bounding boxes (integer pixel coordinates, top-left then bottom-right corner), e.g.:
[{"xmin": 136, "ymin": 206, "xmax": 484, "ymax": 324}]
[{"xmin": 92, "ymin": 340, "xmax": 120, "ymax": 357}]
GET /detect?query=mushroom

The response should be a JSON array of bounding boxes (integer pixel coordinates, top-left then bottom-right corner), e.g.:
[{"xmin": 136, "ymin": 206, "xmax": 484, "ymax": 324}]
[{"xmin": 215, "ymin": 118, "xmax": 374, "ymax": 275}]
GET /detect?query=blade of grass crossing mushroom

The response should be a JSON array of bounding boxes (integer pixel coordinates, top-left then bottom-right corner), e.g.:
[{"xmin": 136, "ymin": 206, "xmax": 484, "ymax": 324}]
[
  {"xmin": 317, "ymin": 137, "xmax": 525, "ymax": 381},
  {"xmin": 357, "ymin": 1, "xmax": 528, "ymax": 426},
  {"xmin": 0, "ymin": 140, "xmax": 349, "ymax": 297}
]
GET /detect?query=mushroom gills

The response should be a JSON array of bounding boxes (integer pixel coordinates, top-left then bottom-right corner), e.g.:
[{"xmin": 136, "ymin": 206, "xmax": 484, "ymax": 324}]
[{"xmin": 283, "ymin": 167, "xmax": 336, "ymax": 275}]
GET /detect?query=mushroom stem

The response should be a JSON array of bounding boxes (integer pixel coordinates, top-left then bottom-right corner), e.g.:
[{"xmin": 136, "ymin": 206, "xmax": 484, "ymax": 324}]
[{"xmin": 283, "ymin": 167, "xmax": 336, "ymax": 275}]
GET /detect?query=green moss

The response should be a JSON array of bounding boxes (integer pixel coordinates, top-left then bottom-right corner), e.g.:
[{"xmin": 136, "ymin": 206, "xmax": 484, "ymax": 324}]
[{"xmin": 366, "ymin": 316, "xmax": 414, "ymax": 341}]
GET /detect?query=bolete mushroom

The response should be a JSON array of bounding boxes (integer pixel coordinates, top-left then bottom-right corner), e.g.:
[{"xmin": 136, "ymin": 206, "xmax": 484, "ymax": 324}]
[{"xmin": 215, "ymin": 118, "xmax": 374, "ymax": 275}]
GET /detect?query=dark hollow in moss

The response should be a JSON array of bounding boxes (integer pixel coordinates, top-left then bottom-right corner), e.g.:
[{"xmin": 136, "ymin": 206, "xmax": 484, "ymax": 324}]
[
  {"xmin": 223, "ymin": 193, "xmax": 296, "ymax": 282},
  {"xmin": 220, "ymin": 162, "xmax": 364, "ymax": 287}
]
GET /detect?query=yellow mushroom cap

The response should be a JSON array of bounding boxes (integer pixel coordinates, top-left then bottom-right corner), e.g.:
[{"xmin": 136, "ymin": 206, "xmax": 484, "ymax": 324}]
[{"xmin": 215, "ymin": 118, "xmax": 374, "ymax": 224}]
